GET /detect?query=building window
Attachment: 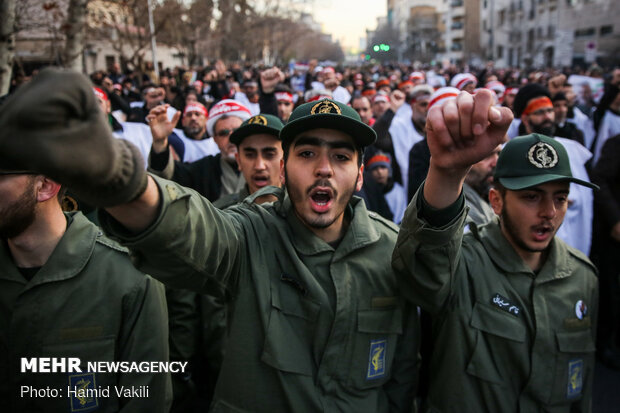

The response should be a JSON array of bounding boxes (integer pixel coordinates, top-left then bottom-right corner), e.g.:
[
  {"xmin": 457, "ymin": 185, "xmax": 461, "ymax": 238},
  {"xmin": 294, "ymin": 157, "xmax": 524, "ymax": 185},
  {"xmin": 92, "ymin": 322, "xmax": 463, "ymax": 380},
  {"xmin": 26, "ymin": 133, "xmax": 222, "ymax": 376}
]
[
  {"xmin": 600, "ymin": 25, "xmax": 613, "ymax": 36},
  {"xmin": 105, "ymin": 55, "xmax": 115, "ymax": 70},
  {"xmin": 497, "ymin": 45, "xmax": 504, "ymax": 58},
  {"xmin": 548, "ymin": 25, "xmax": 555, "ymax": 38},
  {"xmin": 575, "ymin": 27, "xmax": 596, "ymax": 38}
]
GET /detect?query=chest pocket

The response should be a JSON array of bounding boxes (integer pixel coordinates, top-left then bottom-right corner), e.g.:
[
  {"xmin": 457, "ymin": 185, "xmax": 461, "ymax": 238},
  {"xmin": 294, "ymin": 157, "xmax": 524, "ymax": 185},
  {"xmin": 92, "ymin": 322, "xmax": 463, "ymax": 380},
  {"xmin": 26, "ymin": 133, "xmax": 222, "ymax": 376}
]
[
  {"xmin": 548, "ymin": 329, "xmax": 595, "ymax": 405},
  {"xmin": 260, "ymin": 277, "xmax": 320, "ymax": 376},
  {"xmin": 348, "ymin": 307, "xmax": 403, "ymax": 389},
  {"xmin": 466, "ymin": 302, "xmax": 525, "ymax": 384}
]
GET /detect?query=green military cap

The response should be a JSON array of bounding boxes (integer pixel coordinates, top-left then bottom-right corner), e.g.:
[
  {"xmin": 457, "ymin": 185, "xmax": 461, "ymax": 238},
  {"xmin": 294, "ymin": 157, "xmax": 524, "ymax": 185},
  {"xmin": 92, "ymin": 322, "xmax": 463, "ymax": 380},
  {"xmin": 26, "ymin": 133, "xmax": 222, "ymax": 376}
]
[
  {"xmin": 494, "ymin": 133, "xmax": 598, "ymax": 190},
  {"xmin": 279, "ymin": 98, "xmax": 377, "ymax": 147},
  {"xmin": 230, "ymin": 114, "xmax": 284, "ymax": 146}
]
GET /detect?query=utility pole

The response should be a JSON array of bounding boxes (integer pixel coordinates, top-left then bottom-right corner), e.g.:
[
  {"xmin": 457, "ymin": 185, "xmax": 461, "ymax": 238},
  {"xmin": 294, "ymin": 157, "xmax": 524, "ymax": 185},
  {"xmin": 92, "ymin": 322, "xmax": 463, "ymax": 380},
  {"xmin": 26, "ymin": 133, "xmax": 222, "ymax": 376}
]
[{"xmin": 147, "ymin": 0, "xmax": 158, "ymax": 76}]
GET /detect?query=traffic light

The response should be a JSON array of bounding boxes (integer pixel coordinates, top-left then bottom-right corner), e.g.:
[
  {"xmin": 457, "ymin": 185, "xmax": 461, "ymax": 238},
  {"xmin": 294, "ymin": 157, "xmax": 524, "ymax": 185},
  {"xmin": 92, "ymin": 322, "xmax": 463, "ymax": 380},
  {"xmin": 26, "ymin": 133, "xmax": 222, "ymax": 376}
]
[{"xmin": 372, "ymin": 44, "xmax": 391, "ymax": 52}]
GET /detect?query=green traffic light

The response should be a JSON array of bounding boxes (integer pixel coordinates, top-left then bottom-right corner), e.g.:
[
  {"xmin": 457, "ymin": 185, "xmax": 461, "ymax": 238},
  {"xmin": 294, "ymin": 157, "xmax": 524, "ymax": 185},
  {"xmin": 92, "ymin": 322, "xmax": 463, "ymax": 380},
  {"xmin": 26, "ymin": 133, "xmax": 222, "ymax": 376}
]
[{"xmin": 373, "ymin": 45, "xmax": 380, "ymax": 52}]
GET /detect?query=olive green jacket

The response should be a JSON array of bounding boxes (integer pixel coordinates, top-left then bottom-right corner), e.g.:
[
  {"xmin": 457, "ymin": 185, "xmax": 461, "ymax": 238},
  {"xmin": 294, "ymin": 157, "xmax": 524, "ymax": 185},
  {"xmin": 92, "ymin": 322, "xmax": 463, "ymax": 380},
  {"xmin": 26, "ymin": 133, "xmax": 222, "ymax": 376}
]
[
  {"xmin": 101, "ymin": 175, "xmax": 419, "ymax": 413},
  {"xmin": 0, "ymin": 212, "xmax": 171, "ymax": 413},
  {"xmin": 392, "ymin": 193, "xmax": 598, "ymax": 413}
]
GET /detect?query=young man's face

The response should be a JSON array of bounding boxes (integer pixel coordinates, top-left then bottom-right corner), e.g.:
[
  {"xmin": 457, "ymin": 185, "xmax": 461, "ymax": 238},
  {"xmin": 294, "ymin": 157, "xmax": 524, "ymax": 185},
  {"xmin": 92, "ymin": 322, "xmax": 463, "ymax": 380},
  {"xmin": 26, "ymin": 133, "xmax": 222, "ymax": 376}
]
[
  {"xmin": 490, "ymin": 181, "xmax": 569, "ymax": 258},
  {"xmin": 213, "ymin": 117, "xmax": 243, "ymax": 162},
  {"xmin": 144, "ymin": 88, "xmax": 165, "ymax": 109},
  {"xmin": 553, "ymin": 99, "xmax": 568, "ymax": 124},
  {"xmin": 182, "ymin": 110, "xmax": 207, "ymax": 139},
  {"xmin": 372, "ymin": 100, "xmax": 389, "ymax": 119},
  {"xmin": 277, "ymin": 100, "xmax": 294, "ymax": 122},
  {"xmin": 284, "ymin": 129, "xmax": 363, "ymax": 241},
  {"xmin": 410, "ymin": 94, "xmax": 430, "ymax": 123},
  {"xmin": 370, "ymin": 166, "xmax": 389, "ymax": 186},
  {"xmin": 352, "ymin": 97, "xmax": 372, "ymax": 125},
  {"xmin": 235, "ymin": 134, "xmax": 283, "ymax": 194}
]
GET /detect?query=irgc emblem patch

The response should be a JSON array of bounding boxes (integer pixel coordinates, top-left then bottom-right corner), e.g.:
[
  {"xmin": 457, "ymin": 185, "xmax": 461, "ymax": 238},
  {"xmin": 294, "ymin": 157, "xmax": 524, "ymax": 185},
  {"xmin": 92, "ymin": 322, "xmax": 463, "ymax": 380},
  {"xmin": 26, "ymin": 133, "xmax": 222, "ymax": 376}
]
[
  {"xmin": 310, "ymin": 100, "xmax": 341, "ymax": 115},
  {"xmin": 366, "ymin": 339, "xmax": 387, "ymax": 380},
  {"xmin": 248, "ymin": 115, "xmax": 267, "ymax": 125},
  {"xmin": 68, "ymin": 372, "xmax": 98, "ymax": 411},
  {"xmin": 528, "ymin": 142, "xmax": 558, "ymax": 169},
  {"xmin": 567, "ymin": 359, "xmax": 584, "ymax": 398}
]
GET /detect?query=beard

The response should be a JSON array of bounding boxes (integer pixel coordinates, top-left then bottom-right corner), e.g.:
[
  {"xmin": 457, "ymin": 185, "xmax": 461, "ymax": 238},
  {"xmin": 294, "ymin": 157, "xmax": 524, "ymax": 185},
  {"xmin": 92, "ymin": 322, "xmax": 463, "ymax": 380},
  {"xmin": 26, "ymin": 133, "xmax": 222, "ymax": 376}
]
[
  {"xmin": 0, "ymin": 178, "xmax": 37, "ymax": 239},
  {"xmin": 183, "ymin": 125, "xmax": 203, "ymax": 139},
  {"xmin": 285, "ymin": 171, "xmax": 357, "ymax": 230},
  {"xmin": 501, "ymin": 206, "xmax": 548, "ymax": 253},
  {"xmin": 531, "ymin": 121, "xmax": 556, "ymax": 137}
]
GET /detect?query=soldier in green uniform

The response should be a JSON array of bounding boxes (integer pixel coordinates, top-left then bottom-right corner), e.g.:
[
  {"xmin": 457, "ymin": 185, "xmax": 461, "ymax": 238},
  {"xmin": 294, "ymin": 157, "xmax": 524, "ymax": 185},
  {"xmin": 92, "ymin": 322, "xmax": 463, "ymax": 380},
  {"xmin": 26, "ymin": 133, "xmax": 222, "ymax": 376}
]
[
  {"xmin": 214, "ymin": 113, "xmax": 285, "ymax": 208},
  {"xmin": 392, "ymin": 89, "xmax": 599, "ymax": 412},
  {"xmin": 160, "ymin": 113, "xmax": 285, "ymax": 411},
  {"xmin": 0, "ymin": 69, "xmax": 419, "ymax": 413},
  {"xmin": 0, "ymin": 172, "xmax": 171, "ymax": 412}
]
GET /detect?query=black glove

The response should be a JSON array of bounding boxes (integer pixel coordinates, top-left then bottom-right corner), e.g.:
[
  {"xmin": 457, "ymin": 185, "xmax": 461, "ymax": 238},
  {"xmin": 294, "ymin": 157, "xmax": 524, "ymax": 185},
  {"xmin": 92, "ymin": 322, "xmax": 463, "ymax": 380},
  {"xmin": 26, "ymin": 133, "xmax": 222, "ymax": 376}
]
[{"xmin": 0, "ymin": 68, "xmax": 147, "ymax": 207}]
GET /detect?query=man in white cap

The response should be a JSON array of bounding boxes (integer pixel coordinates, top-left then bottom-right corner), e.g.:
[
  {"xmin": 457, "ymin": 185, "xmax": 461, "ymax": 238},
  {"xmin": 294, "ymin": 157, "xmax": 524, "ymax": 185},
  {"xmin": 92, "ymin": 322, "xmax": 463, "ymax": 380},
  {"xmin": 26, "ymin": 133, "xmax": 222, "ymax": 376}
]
[{"xmin": 450, "ymin": 73, "xmax": 478, "ymax": 94}]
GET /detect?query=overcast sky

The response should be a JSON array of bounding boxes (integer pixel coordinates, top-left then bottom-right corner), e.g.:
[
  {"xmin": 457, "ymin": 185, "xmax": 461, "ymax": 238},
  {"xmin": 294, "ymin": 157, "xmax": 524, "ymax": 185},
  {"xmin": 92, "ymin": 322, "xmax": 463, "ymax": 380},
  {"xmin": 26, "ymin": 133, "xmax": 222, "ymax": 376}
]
[{"xmin": 311, "ymin": 0, "xmax": 386, "ymax": 51}]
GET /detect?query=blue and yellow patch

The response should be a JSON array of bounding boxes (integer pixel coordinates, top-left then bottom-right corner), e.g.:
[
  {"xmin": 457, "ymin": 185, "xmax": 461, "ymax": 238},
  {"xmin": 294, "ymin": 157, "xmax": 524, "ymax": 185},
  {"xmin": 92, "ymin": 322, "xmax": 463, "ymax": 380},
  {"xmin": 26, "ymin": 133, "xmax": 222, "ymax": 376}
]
[
  {"xmin": 366, "ymin": 339, "xmax": 387, "ymax": 380},
  {"xmin": 567, "ymin": 359, "xmax": 583, "ymax": 398},
  {"xmin": 68, "ymin": 372, "xmax": 99, "ymax": 412}
]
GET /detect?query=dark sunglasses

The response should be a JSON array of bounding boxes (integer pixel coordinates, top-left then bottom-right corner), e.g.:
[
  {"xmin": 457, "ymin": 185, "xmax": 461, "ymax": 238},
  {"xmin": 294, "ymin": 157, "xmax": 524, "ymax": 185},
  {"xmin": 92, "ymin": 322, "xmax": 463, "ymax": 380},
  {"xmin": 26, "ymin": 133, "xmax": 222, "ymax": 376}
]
[{"xmin": 215, "ymin": 128, "xmax": 238, "ymax": 138}]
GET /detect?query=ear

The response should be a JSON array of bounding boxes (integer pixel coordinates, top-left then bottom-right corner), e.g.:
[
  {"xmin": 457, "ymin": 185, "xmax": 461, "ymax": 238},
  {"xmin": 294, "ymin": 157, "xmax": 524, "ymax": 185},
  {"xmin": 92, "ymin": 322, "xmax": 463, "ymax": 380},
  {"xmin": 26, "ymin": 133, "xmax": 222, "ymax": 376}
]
[
  {"xmin": 356, "ymin": 164, "xmax": 364, "ymax": 192},
  {"xmin": 520, "ymin": 114, "xmax": 531, "ymax": 133},
  {"xmin": 488, "ymin": 187, "xmax": 503, "ymax": 215},
  {"xmin": 235, "ymin": 152, "xmax": 241, "ymax": 171},
  {"xmin": 279, "ymin": 158, "xmax": 285, "ymax": 184},
  {"xmin": 36, "ymin": 176, "xmax": 61, "ymax": 203}
]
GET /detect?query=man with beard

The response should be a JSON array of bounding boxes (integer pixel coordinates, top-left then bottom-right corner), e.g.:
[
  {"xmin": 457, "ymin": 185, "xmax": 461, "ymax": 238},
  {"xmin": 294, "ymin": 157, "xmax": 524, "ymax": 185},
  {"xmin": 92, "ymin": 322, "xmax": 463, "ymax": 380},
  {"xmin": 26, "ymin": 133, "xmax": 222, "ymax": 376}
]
[
  {"xmin": 513, "ymin": 83, "xmax": 595, "ymax": 255},
  {"xmin": 0, "ymin": 171, "xmax": 171, "ymax": 412},
  {"xmin": 392, "ymin": 89, "xmax": 599, "ymax": 412},
  {"xmin": 0, "ymin": 68, "xmax": 419, "ymax": 413},
  {"xmin": 147, "ymin": 99, "xmax": 250, "ymax": 202}
]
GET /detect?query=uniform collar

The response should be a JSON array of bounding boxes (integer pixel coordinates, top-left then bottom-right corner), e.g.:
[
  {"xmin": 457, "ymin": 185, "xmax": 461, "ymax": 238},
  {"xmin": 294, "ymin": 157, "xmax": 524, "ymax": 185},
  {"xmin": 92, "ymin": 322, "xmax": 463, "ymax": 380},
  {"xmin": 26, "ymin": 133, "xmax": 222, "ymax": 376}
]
[
  {"xmin": 474, "ymin": 220, "xmax": 573, "ymax": 282},
  {"xmin": 0, "ymin": 212, "xmax": 97, "ymax": 290}
]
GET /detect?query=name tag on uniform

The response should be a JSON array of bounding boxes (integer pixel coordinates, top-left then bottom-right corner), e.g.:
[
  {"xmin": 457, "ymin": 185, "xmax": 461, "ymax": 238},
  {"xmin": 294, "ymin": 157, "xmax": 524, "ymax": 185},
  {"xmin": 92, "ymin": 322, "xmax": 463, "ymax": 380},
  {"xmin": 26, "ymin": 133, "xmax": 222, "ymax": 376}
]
[
  {"xmin": 366, "ymin": 339, "xmax": 387, "ymax": 380},
  {"xmin": 567, "ymin": 359, "xmax": 584, "ymax": 398},
  {"xmin": 490, "ymin": 293, "xmax": 520, "ymax": 316}
]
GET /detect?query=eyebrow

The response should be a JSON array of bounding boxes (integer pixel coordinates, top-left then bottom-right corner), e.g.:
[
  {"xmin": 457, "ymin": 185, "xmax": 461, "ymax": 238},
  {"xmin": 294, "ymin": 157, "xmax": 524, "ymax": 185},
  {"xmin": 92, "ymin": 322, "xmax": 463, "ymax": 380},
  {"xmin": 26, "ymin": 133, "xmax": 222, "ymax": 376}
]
[
  {"xmin": 293, "ymin": 136, "xmax": 356, "ymax": 152},
  {"xmin": 521, "ymin": 187, "xmax": 570, "ymax": 195},
  {"xmin": 242, "ymin": 146, "xmax": 278, "ymax": 152}
]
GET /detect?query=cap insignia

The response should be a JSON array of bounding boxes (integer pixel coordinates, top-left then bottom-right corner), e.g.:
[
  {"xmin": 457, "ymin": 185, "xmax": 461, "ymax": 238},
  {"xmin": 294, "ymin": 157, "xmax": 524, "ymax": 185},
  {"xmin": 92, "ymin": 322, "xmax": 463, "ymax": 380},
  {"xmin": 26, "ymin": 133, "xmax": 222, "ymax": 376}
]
[
  {"xmin": 528, "ymin": 142, "xmax": 558, "ymax": 169},
  {"xmin": 248, "ymin": 115, "xmax": 267, "ymax": 125},
  {"xmin": 310, "ymin": 100, "xmax": 341, "ymax": 115}
]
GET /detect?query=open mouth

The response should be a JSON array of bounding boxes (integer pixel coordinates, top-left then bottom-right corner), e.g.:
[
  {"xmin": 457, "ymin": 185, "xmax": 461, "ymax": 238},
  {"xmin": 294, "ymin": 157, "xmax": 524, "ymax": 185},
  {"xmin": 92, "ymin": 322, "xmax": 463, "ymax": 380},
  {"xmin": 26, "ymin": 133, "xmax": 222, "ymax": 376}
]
[
  {"xmin": 532, "ymin": 225, "xmax": 553, "ymax": 242},
  {"xmin": 252, "ymin": 175, "xmax": 270, "ymax": 188},
  {"xmin": 309, "ymin": 187, "xmax": 334, "ymax": 213}
]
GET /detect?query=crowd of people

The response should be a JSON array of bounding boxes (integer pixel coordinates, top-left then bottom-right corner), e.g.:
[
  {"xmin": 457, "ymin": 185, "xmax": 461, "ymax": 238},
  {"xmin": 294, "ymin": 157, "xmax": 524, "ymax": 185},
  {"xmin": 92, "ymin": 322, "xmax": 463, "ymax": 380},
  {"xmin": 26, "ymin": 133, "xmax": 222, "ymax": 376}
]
[{"xmin": 1, "ymin": 58, "xmax": 619, "ymax": 412}]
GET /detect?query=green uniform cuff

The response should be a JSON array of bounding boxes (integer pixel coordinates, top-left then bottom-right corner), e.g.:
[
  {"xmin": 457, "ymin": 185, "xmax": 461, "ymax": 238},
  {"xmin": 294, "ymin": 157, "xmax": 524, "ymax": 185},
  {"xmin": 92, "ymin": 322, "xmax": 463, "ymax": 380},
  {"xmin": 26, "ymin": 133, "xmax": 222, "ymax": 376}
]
[{"xmin": 418, "ymin": 182, "xmax": 465, "ymax": 228}]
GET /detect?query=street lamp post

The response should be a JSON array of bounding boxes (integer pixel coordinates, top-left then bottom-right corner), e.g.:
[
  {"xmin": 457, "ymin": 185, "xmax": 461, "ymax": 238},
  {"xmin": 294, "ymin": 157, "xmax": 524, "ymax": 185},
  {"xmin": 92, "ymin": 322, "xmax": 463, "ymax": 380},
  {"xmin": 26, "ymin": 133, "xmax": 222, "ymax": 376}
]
[{"xmin": 147, "ymin": 0, "xmax": 158, "ymax": 77}]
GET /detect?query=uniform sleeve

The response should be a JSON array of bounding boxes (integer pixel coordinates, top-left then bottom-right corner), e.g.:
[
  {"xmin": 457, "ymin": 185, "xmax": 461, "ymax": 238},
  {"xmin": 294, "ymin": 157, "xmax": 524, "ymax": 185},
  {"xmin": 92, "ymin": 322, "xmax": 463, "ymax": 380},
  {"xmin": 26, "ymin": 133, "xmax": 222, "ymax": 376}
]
[
  {"xmin": 118, "ymin": 276, "xmax": 172, "ymax": 413},
  {"xmin": 383, "ymin": 300, "xmax": 420, "ymax": 412},
  {"xmin": 392, "ymin": 188, "xmax": 468, "ymax": 315},
  {"xmin": 99, "ymin": 174, "xmax": 245, "ymax": 296}
]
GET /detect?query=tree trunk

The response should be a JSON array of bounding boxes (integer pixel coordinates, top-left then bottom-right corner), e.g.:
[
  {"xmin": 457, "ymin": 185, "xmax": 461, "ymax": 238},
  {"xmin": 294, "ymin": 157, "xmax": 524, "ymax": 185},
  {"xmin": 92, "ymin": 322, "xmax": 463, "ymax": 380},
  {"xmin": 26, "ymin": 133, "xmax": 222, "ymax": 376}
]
[
  {"xmin": 0, "ymin": 0, "xmax": 16, "ymax": 95},
  {"xmin": 63, "ymin": 0, "xmax": 89, "ymax": 72}
]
